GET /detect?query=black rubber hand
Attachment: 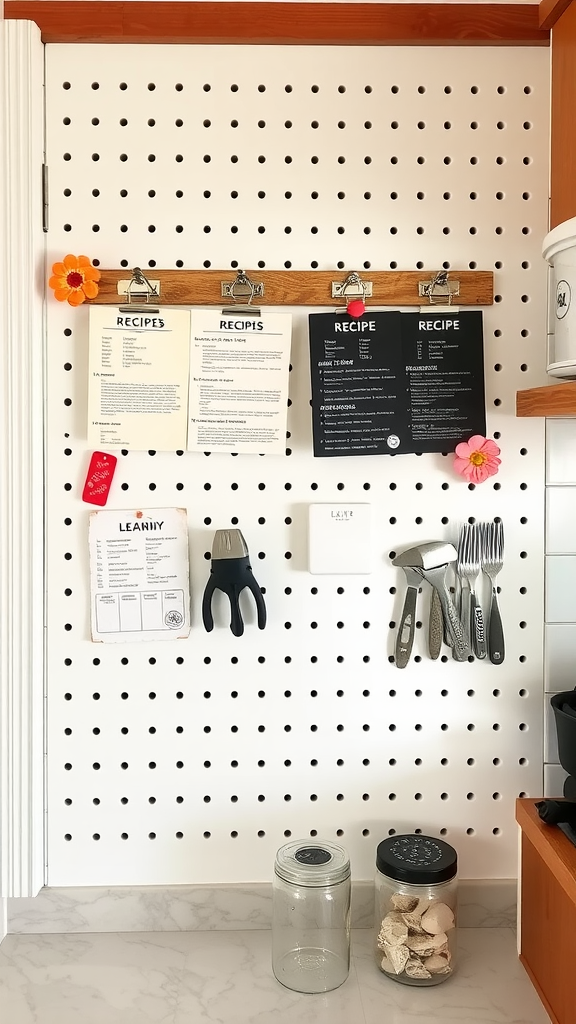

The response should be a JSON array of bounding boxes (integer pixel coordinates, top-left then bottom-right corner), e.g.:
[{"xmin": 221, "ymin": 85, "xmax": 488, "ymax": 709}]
[
  {"xmin": 202, "ymin": 555, "xmax": 266, "ymax": 636},
  {"xmin": 228, "ymin": 583, "xmax": 245, "ymax": 638},
  {"xmin": 202, "ymin": 575, "xmax": 218, "ymax": 632},
  {"xmin": 244, "ymin": 571, "xmax": 267, "ymax": 630}
]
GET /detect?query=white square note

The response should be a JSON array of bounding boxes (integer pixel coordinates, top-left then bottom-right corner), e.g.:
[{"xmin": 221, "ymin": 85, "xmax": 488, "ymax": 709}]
[{"xmin": 308, "ymin": 504, "xmax": 372, "ymax": 574}]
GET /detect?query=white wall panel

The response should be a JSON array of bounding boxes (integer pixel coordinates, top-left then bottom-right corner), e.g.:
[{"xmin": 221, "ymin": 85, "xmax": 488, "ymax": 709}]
[
  {"xmin": 546, "ymin": 419, "xmax": 576, "ymax": 485},
  {"xmin": 544, "ymin": 697, "xmax": 559, "ymax": 764},
  {"xmin": 546, "ymin": 487, "xmax": 576, "ymax": 553},
  {"xmin": 45, "ymin": 43, "xmax": 549, "ymax": 885},
  {"xmin": 546, "ymin": 556, "xmax": 576, "ymax": 622},
  {"xmin": 544, "ymin": 763, "xmax": 568, "ymax": 798},
  {"xmin": 545, "ymin": 624, "xmax": 576, "ymax": 692}
]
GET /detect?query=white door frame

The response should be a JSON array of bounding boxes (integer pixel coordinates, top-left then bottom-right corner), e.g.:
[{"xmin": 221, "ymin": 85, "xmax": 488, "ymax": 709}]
[{"xmin": 0, "ymin": 18, "xmax": 45, "ymax": 898}]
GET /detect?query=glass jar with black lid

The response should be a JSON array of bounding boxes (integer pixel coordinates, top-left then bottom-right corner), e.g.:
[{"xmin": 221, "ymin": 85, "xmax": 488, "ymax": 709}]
[{"xmin": 374, "ymin": 834, "xmax": 458, "ymax": 986}]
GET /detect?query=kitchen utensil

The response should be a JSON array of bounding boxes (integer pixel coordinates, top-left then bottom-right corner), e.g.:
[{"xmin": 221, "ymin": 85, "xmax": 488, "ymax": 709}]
[
  {"xmin": 428, "ymin": 587, "xmax": 443, "ymax": 660},
  {"xmin": 455, "ymin": 525, "xmax": 472, "ymax": 656},
  {"xmin": 394, "ymin": 542, "xmax": 468, "ymax": 661},
  {"xmin": 458, "ymin": 524, "xmax": 487, "ymax": 660},
  {"xmin": 468, "ymin": 523, "xmax": 487, "ymax": 660},
  {"xmin": 392, "ymin": 560, "xmax": 422, "ymax": 668},
  {"xmin": 481, "ymin": 520, "xmax": 504, "ymax": 664},
  {"xmin": 202, "ymin": 529, "xmax": 266, "ymax": 637}
]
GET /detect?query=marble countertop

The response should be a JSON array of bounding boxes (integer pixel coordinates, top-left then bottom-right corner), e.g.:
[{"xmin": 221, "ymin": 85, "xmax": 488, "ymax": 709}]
[{"xmin": 0, "ymin": 927, "xmax": 550, "ymax": 1024}]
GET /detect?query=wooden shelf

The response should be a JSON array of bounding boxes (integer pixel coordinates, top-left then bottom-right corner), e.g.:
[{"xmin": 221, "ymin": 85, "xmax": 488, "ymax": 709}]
[
  {"xmin": 516, "ymin": 380, "xmax": 576, "ymax": 417},
  {"xmin": 90, "ymin": 269, "xmax": 493, "ymax": 307},
  {"xmin": 550, "ymin": 1, "xmax": 576, "ymax": 226}
]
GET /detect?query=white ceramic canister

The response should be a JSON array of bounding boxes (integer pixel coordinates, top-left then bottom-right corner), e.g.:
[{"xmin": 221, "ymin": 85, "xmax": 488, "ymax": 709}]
[{"xmin": 543, "ymin": 217, "xmax": 576, "ymax": 378}]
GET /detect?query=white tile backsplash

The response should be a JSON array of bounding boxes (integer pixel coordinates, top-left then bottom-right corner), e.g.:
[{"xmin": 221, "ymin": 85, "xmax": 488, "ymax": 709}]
[
  {"xmin": 545, "ymin": 694, "xmax": 559, "ymax": 763},
  {"xmin": 546, "ymin": 419, "xmax": 576, "ymax": 484},
  {"xmin": 545, "ymin": 623, "xmax": 576, "ymax": 690},
  {"xmin": 544, "ymin": 762, "xmax": 569, "ymax": 797},
  {"xmin": 546, "ymin": 487, "xmax": 576, "ymax": 553},
  {"xmin": 545, "ymin": 416, "xmax": 576, "ymax": 794},
  {"xmin": 545, "ymin": 555, "xmax": 576, "ymax": 621}
]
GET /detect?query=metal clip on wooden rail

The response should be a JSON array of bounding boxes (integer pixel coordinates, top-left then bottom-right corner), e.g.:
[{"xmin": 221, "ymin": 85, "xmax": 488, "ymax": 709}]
[
  {"xmin": 332, "ymin": 271, "xmax": 373, "ymax": 318},
  {"xmin": 117, "ymin": 267, "xmax": 160, "ymax": 312},
  {"xmin": 221, "ymin": 269, "xmax": 264, "ymax": 316},
  {"xmin": 418, "ymin": 270, "xmax": 460, "ymax": 306}
]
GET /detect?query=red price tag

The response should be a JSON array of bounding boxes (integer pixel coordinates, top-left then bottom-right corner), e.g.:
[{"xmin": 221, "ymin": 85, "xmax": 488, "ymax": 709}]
[{"xmin": 82, "ymin": 451, "xmax": 117, "ymax": 506}]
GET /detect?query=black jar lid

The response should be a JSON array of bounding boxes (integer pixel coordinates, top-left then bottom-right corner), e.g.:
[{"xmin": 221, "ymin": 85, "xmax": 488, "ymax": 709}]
[{"xmin": 376, "ymin": 834, "xmax": 457, "ymax": 885}]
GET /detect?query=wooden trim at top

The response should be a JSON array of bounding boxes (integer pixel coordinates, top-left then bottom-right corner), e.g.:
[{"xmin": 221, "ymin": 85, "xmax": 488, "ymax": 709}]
[
  {"xmin": 4, "ymin": 2, "xmax": 550, "ymax": 46},
  {"xmin": 539, "ymin": 0, "xmax": 572, "ymax": 31}
]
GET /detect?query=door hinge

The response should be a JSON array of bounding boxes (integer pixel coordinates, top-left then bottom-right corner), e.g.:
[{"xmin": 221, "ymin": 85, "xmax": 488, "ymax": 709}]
[{"xmin": 42, "ymin": 163, "xmax": 49, "ymax": 233}]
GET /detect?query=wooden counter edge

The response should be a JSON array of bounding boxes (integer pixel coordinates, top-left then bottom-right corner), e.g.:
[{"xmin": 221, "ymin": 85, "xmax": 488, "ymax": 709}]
[{"xmin": 516, "ymin": 798, "xmax": 576, "ymax": 905}]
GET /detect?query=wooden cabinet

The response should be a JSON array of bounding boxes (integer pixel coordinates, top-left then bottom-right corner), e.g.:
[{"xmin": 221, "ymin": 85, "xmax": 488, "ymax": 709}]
[
  {"xmin": 550, "ymin": 2, "xmax": 576, "ymax": 229},
  {"xmin": 516, "ymin": 1, "xmax": 576, "ymax": 415},
  {"xmin": 516, "ymin": 798, "xmax": 576, "ymax": 1024}
]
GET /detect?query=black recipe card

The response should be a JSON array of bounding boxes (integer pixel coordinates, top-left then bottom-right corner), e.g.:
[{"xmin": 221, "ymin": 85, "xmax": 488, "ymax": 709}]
[{"xmin": 309, "ymin": 310, "xmax": 486, "ymax": 457}]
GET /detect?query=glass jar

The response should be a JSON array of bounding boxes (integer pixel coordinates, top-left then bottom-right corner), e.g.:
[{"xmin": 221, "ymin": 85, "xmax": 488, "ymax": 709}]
[
  {"xmin": 272, "ymin": 838, "xmax": 351, "ymax": 993},
  {"xmin": 374, "ymin": 834, "xmax": 458, "ymax": 987}
]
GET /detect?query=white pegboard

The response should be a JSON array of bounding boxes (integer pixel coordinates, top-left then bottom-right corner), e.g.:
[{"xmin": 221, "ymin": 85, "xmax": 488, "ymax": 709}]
[{"xmin": 45, "ymin": 43, "xmax": 550, "ymax": 886}]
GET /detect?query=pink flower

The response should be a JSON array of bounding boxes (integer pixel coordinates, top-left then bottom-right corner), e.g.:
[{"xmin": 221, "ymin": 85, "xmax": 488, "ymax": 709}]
[{"xmin": 453, "ymin": 434, "xmax": 501, "ymax": 484}]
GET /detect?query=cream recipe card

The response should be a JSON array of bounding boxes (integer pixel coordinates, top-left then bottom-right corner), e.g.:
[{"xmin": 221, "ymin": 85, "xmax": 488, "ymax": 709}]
[
  {"xmin": 87, "ymin": 306, "xmax": 191, "ymax": 451},
  {"xmin": 187, "ymin": 308, "xmax": 292, "ymax": 454},
  {"xmin": 89, "ymin": 507, "xmax": 190, "ymax": 643}
]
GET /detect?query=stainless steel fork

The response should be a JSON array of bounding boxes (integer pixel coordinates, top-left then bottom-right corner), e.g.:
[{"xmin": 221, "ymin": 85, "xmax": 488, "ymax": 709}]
[
  {"xmin": 455, "ymin": 524, "xmax": 473, "ymax": 659},
  {"xmin": 459, "ymin": 523, "xmax": 487, "ymax": 660},
  {"xmin": 481, "ymin": 520, "xmax": 505, "ymax": 665}
]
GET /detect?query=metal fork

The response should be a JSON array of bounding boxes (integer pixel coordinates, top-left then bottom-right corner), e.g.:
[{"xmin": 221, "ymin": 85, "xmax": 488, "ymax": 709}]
[
  {"xmin": 481, "ymin": 520, "xmax": 505, "ymax": 665},
  {"xmin": 458, "ymin": 523, "xmax": 487, "ymax": 660},
  {"xmin": 455, "ymin": 525, "xmax": 473, "ymax": 659}
]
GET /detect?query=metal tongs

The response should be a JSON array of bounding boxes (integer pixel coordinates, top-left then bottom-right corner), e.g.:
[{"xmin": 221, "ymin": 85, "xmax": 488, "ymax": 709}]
[{"xmin": 202, "ymin": 529, "xmax": 267, "ymax": 637}]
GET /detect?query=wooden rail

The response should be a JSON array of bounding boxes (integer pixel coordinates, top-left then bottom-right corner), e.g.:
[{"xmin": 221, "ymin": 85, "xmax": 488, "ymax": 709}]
[{"xmin": 88, "ymin": 269, "xmax": 493, "ymax": 307}]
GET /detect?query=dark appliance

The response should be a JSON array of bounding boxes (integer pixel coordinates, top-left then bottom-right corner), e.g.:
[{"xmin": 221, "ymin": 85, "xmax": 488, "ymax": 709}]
[{"xmin": 537, "ymin": 689, "xmax": 576, "ymax": 845}]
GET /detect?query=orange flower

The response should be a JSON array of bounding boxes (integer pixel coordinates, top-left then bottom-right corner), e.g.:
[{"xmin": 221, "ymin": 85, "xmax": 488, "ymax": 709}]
[{"xmin": 49, "ymin": 254, "xmax": 100, "ymax": 306}]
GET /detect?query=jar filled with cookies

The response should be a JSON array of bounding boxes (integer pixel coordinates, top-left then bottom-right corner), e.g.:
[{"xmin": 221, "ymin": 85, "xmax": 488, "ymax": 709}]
[{"xmin": 374, "ymin": 834, "xmax": 457, "ymax": 986}]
